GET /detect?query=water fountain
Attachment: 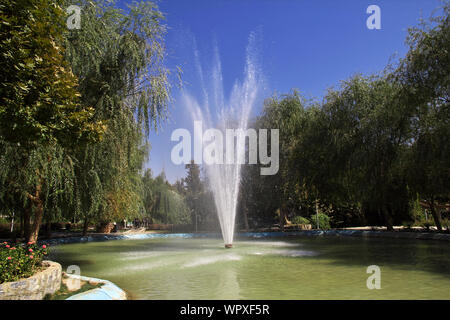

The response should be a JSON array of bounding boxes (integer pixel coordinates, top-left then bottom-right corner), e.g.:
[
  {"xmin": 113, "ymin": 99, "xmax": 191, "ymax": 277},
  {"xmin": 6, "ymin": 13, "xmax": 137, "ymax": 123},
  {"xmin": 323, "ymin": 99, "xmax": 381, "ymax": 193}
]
[{"xmin": 183, "ymin": 33, "xmax": 261, "ymax": 248}]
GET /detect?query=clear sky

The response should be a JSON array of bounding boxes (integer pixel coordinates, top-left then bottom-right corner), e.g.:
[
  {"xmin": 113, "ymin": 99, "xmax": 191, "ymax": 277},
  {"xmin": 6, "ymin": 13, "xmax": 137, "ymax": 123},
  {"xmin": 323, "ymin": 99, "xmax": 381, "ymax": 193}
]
[{"xmin": 120, "ymin": 0, "xmax": 442, "ymax": 183}]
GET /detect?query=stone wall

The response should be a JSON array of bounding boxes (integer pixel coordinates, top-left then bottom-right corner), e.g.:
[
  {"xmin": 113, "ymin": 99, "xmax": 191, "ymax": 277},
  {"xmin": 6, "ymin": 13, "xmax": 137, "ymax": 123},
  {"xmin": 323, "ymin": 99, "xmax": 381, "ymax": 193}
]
[{"xmin": 0, "ymin": 260, "xmax": 61, "ymax": 300}]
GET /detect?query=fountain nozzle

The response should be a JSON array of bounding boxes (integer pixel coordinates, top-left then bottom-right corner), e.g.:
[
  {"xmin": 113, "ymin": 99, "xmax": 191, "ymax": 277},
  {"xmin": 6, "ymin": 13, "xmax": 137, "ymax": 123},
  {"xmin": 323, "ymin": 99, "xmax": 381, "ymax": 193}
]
[{"xmin": 224, "ymin": 244, "xmax": 233, "ymax": 249}]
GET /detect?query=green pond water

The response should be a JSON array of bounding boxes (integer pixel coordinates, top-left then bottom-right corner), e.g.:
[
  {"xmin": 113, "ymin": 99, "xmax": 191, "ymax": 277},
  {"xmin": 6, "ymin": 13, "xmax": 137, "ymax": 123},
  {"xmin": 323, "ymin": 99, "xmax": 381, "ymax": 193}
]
[{"xmin": 50, "ymin": 236, "xmax": 450, "ymax": 299}]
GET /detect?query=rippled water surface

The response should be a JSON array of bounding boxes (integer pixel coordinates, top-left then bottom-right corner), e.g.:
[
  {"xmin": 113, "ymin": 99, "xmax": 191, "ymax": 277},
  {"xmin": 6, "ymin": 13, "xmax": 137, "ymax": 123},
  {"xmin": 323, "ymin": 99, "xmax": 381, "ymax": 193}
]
[{"xmin": 50, "ymin": 236, "xmax": 450, "ymax": 299}]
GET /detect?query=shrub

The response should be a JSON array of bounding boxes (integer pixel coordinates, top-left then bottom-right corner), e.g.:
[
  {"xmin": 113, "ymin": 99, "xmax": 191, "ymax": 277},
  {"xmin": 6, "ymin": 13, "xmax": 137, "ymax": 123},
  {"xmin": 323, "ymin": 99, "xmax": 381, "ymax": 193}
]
[
  {"xmin": 402, "ymin": 220, "xmax": 414, "ymax": 229},
  {"xmin": 442, "ymin": 218, "xmax": 449, "ymax": 230},
  {"xmin": 421, "ymin": 220, "xmax": 433, "ymax": 230},
  {"xmin": 96, "ymin": 221, "xmax": 114, "ymax": 233},
  {"xmin": 292, "ymin": 216, "xmax": 310, "ymax": 225},
  {"xmin": 0, "ymin": 241, "xmax": 49, "ymax": 284},
  {"xmin": 310, "ymin": 213, "xmax": 331, "ymax": 230},
  {"xmin": 51, "ymin": 222, "xmax": 65, "ymax": 231},
  {"xmin": 410, "ymin": 198, "xmax": 425, "ymax": 222},
  {"xmin": 0, "ymin": 217, "xmax": 9, "ymax": 224}
]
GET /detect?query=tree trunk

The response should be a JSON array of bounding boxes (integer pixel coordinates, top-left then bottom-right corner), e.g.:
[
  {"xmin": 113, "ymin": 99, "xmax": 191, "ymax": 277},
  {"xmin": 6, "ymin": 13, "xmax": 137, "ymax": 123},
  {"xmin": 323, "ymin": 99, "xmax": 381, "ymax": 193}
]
[
  {"xmin": 27, "ymin": 201, "xmax": 43, "ymax": 243},
  {"xmin": 429, "ymin": 197, "xmax": 442, "ymax": 231},
  {"xmin": 26, "ymin": 184, "xmax": 44, "ymax": 243},
  {"xmin": 243, "ymin": 208, "xmax": 249, "ymax": 231},
  {"xmin": 279, "ymin": 205, "xmax": 286, "ymax": 232},
  {"xmin": 23, "ymin": 206, "xmax": 31, "ymax": 241},
  {"xmin": 82, "ymin": 219, "xmax": 89, "ymax": 236},
  {"xmin": 10, "ymin": 211, "xmax": 17, "ymax": 242},
  {"xmin": 383, "ymin": 205, "xmax": 394, "ymax": 231},
  {"xmin": 315, "ymin": 199, "xmax": 320, "ymax": 230},
  {"xmin": 20, "ymin": 210, "xmax": 25, "ymax": 238}
]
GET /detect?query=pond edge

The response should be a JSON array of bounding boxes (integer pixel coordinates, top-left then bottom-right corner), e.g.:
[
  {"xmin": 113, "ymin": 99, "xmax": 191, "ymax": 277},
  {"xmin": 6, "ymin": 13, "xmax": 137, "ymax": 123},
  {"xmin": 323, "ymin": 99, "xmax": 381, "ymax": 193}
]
[
  {"xmin": 44, "ymin": 229, "xmax": 450, "ymax": 246},
  {"xmin": 64, "ymin": 274, "xmax": 127, "ymax": 300}
]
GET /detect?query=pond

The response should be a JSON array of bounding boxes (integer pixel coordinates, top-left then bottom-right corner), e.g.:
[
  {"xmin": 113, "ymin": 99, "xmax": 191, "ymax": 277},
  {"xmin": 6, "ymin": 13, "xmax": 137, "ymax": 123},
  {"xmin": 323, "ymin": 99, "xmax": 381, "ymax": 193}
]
[{"xmin": 50, "ymin": 236, "xmax": 450, "ymax": 299}]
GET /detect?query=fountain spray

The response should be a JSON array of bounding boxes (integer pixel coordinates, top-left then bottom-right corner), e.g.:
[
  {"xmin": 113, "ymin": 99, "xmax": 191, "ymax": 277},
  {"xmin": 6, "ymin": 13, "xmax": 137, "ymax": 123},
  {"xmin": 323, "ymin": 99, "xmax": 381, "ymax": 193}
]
[{"xmin": 184, "ymin": 33, "xmax": 261, "ymax": 248}]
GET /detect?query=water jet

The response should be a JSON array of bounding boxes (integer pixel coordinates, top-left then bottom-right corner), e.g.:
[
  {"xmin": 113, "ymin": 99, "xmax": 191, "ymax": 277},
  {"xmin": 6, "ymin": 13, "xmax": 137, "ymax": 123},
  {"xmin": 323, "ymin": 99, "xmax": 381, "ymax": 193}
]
[{"xmin": 184, "ymin": 34, "xmax": 261, "ymax": 248}]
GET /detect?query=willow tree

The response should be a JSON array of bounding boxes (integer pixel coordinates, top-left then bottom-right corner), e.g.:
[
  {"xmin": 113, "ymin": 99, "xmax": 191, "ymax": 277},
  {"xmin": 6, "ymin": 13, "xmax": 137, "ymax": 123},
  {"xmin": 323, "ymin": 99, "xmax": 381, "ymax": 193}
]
[
  {"xmin": 251, "ymin": 92, "xmax": 314, "ymax": 228},
  {"xmin": 61, "ymin": 0, "xmax": 172, "ymax": 233},
  {"xmin": 142, "ymin": 169, "xmax": 156, "ymax": 221},
  {"xmin": 0, "ymin": 0, "xmax": 103, "ymax": 242},
  {"xmin": 393, "ymin": 3, "xmax": 450, "ymax": 230},
  {"xmin": 143, "ymin": 172, "xmax": 190, "ymax": 225},
  {"xmin": 322, "ymin": 75, "xmax": 414, "ymax": 230}
]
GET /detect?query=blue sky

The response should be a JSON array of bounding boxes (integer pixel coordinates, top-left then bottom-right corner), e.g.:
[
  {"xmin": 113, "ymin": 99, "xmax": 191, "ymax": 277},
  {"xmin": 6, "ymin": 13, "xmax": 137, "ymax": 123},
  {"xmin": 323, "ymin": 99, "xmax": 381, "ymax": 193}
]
[{"xmin": 120, "ymin": 0, "xmax": 442, "ymax": 183}]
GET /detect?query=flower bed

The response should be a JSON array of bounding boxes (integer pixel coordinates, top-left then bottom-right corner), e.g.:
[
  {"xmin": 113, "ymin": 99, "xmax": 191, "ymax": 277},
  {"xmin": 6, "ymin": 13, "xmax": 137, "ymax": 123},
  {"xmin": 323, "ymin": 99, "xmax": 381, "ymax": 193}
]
[
  {"xmin": 1, "ymin": 241, "xmax": 49, "ymax": 284},
  {"xmin": 0, "ymin": 260, "xmax": 61, "ymax": 300}
]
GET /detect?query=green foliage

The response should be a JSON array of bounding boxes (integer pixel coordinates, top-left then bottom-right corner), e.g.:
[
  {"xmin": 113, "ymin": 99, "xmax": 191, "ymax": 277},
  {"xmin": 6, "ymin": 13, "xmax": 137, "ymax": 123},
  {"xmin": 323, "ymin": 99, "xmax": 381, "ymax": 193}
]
[
  {"xmin": 239, "ymin": 92, "xmax": 311, "ymax": 227},
  {"xmin": 182, "ymin": 161, "xmax": 217, "ymax": 229},
  {"xmin": 62, "ymin": 0, "xmax": 171, "ymax": 131},
  {"xmin": 63, "ymin": 0, "xmax": 172, "ymax": 228},
  {"xmin": 0, "ymin": 139, "xmax": 77, "ymax": 242},
  {"xmin": 410, "ymin": 197, "xmax": 425, "ymax": 222},
  {"xmin": 142, "ymin": 171, "xmax": 191, "ymax": 224},
  {"xmin": 0, "ymin": 241, "xmax": 49, "ymax": 283},
  {"xmin": 396, "ymin": 4, "xmax": 450, "ymax": 230},
  {"xmin": 0, "ymin": 0, "xmax": 172, "ymax": 240},
  {"xmin": 441, "ymin": 218, "xmax": 449, "ymax": 230},
  {"xmin": 291, "ymin": 216, "xmax": 310, "ymax": 225},
  {"xmin": 0, "ymin": 217, "xmax": 9, "ymax": 225},
  {"xmin": 396, "ymin": 3, "xmax": 449, "ymax": 106},
  {"xmin": 239, "ymin": 4, "xmax": 449, "ymax": 231},
  {"xmin": 310, "ymin": 213, "xmax": 331, "ymax": 230},
  {"xmin": 0, "ymin": 0, "xmax": 104, "ymax": 148},
  {"xmin": 0, "ymin": 0, "xmax": 104, "ymax": 242},
  {"xmin": 0, "ymin": 0, "xmax": 448, "ymax": 237},
  {"xmin": 184, "ymin": 160, "xmax": 203, "ymax": 195}
]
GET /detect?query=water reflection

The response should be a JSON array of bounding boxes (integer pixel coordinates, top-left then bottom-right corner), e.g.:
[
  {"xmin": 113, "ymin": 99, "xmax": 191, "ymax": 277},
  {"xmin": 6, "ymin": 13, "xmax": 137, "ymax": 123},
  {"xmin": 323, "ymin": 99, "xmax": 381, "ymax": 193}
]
[
  {"xmin": 51, "ymin": 237, "xmax": 450, "ymax": 299},
  {"xmin": 217, "ymin": 268, "xmax": 241, "ymax": 299}
]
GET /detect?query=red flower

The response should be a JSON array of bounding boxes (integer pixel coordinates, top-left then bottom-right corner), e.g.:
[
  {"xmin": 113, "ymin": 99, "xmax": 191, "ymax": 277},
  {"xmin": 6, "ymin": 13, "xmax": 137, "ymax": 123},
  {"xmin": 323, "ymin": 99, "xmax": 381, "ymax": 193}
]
[
  {"xmin": 7, "ymin": 257, "xmax": 11, "ymax": 260},
  {"xmin": 42, "ymin": 245, "xmax": 47, "ymax": 249},
  {"xmin": 28, "ymin": 248, "xmax": 33, "ymax": 252},
  {"xmin": 5, "ymin": 245, "xmax": 10, "ymax": 248},
  {"xmin": 27, "ymin": 241, "xmax": 34, "ymax": 245},
  {"xmin": 29, "ymin": 255, "xmax": 34, "ymax": 259}
]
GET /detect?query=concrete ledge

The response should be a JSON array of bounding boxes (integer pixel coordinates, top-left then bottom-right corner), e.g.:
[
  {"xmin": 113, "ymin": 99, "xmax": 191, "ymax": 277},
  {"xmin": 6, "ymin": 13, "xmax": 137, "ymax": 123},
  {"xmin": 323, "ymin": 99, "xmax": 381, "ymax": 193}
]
[
  {"xmin": 239, "ymin": 230, "xmax": 450, "ymax": 241},
  {"xmin": 42, "ymin": 229, "xmax": 450, "ymax": 246},
  {"xmin": 44, "ymin": 232, "xmax": 204, "ymax": 246},
  {"xmin": 65, "ymin": 274, "xmax": 126, "ymax": 300},
  {"xmin": 0, "ymin": 260, "xmax": 61, "ymax": 300}
]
